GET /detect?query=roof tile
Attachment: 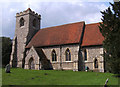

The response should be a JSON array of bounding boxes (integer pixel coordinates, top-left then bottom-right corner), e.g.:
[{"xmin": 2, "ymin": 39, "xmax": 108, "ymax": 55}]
[
  {"xmin": 26, "ymin": 22, "xmax": 104, "ymax": 48},
  {"xmin": 26, "ymin": 21, "xmax": 85, "ymax": 48},
  {"xmin": 81, "ymin": 23, "xmax": 104, "ymax": 46}
]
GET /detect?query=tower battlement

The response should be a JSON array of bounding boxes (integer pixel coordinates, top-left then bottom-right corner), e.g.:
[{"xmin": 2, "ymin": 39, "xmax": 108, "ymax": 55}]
[{"xmin": 16, "ymin": 8, "xmax": 41, "ymax": 19}]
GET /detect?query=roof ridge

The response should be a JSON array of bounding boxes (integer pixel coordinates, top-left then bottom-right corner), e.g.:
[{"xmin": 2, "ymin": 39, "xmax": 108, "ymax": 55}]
[
  {"xmin": 40, "ymin": 21, "xmax": 85, "ymax": 30},
  {"xmin": 86, "ymin": 22, "xmax": 101, "ymax": 25}
]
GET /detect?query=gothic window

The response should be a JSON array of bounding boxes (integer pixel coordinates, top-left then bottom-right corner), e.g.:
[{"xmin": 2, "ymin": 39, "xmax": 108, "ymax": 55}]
[
  {"xmin": 20, "ymin": 17, "xmax": 24, "ymax": 27},
  {"xmin": 33, "ymin": 19, "xmax": 36, "ymax": 27},
  {"xmin": 94, "ymin": 58, "xmax": 98, "ymax": 68},
  {"xmin": 84, "ymin": 49, "xmax": 87, "ymax": 61},
  {"xmin": 65, "ymin": 48, "xmax": 71, "ymax": 61},
  {"xmin": 28, "ymin": 57, "xmax": 35, "ymax": 70},
  {"xmin": 52, "ymin": 49, "xmax": 57, "ymax": 61}
]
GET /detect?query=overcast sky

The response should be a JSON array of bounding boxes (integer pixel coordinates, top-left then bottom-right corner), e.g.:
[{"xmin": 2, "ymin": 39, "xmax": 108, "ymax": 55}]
[{"xmin": 0, "ymin": 0, "xmax": 113, "ymax": 39}]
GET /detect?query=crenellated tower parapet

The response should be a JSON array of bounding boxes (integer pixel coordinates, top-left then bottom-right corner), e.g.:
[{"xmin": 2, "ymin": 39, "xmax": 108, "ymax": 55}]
[{"xmin": 16, "ymin": 8, "xmax": 41, "ymax": 19}]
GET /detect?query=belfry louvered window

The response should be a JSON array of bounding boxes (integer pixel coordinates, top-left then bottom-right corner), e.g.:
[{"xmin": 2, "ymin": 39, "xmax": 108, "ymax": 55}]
[
  {"xmin": 33, "ymin": 19, "xmax": 36, "ymax": 27},
  {"xmin": 20, "ymin": 17, "xmax": 24, "ymax": 27}
]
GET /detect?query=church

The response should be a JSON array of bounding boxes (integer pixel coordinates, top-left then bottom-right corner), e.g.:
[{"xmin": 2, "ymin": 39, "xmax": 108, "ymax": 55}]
[{"xmin": 10, "ymin": 8, "xmax": 105, "ymax": 72}]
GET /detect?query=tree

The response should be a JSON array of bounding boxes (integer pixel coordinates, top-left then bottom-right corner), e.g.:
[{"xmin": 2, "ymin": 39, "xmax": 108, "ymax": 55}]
[
  {"xmin": 99, "ymin": 2, "xmax": 120, "ymax": 74},
  {"xmin": 1, "ymin": 37, "xmax": 12, "ymax": 67}
]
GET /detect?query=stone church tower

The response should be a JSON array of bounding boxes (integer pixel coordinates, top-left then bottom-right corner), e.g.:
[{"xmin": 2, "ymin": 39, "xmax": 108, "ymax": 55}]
[{"xmin": 10, "ymin": 8, "xmax": 41, "ymax": 68}]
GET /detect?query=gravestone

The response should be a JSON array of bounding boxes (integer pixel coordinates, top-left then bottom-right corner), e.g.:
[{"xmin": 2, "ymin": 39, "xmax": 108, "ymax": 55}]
[
  {"xmin": 104, "ymin": 78, "xmax": 109, "ymax": 87},
  {"xmin": 5, "ymin": 64, "xmax": 10, "ymax": 73},
  {"xmin": 85, "ymin": 66, "xmax": 89, "ymax": 72}
]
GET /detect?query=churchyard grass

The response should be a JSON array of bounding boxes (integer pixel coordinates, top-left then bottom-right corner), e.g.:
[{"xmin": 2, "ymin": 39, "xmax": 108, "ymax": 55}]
[
  {"xmin": 0, "ymin": 68, "xmax": 2, "ymax": 86},
  {"xmin": 2, "ymin": 68, "xmax": 119, "ymax": 85}
]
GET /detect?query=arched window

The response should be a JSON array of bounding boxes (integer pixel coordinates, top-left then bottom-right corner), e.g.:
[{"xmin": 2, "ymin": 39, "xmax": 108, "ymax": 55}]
[
  {"xmin": 65, "ymin": 48, "xmax": 71, "ymax": 61},
  {"xmin": 94, "ymin": 58, "xmax": 98, "ymax": 68},
  {"xmin": 33, "ymin": 19, "xmax": 36, "ymax": 27},
  {"xmin": 84, "ymin": 49, "xmax": 87, "ymax": 61},
  {"xmin": 20, "ymin": 17, "xmax": 24, "ymax": 27},
  {"xmin": 28, "ymin": 57, "xmax": 35, "ymax": 69},
  {"xmin": 52, "ymin": 49, "xmax": 57, "ymax": 61}
]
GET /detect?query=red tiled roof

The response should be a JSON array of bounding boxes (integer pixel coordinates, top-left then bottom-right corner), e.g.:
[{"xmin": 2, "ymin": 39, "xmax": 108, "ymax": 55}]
[
  {"xmin": 81, "ymin": 23, "xmax": 104, "ymax": 46},
  {"xmin": 26, "ymin": 22, "xmax": 85, "ymax": 48}
]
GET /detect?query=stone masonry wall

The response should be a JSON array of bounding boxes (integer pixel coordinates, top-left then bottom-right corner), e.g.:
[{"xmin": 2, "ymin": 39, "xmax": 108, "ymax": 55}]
[
  {"xmin": 42, "ymin": 44, "xmax": 79, "ymax": 70},
  {"xmin": 82, "ymin": 46, "xmax": 104, "ymax": 72},
  {"xmin": 24, "ymin": 47, "xmax": 40, "ymax": 70}
]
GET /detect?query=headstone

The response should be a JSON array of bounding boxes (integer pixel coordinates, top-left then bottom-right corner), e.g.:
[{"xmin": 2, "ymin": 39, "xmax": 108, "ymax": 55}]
[
  {"xmin": 44, "ymin": 73, "xmax": 48, "ymax": 75},
  {"xmin": 104, "ymin": 78, "xmax": 109, "ymax": 87},
  {"xmin": 73, "ymin": 69, "xmax": 75, "ymax": 72},
  {"xmin": 5, "ymin": 64, "xmax": 10, "ymax": 73},
  {"xmin": 85, "ymin": 66, "xmax": 89, "ymax": 72}
]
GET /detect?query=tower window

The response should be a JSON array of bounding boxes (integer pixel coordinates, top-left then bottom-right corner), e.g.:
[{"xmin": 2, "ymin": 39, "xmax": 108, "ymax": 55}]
[
  {"xmin": 52, "ymin": 49, "xmax": 57, "ymax": 61},
  {"xmin": 20, "ymin": 17, "xmax": 24, "ymax": 27},
  {"xmin": 84, "ymin": 49, "xmax": 87, "ymax": 61},
  {"xmin": 65, "ymin": 48, "xmax": 71, "ymax": 61},
  {"xmin": 33, "ymin": 19, "xmax": 36, "ymax": 27}
]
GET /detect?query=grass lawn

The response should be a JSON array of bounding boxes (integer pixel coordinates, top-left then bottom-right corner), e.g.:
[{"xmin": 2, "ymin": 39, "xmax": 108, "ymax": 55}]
[
  {"xmin": 0, "ymin": 68, "xmax": 2, "ymax": 86},
  {"xmin": 2, "ymin": 68, "xmax": 119, "ymax": 85}
]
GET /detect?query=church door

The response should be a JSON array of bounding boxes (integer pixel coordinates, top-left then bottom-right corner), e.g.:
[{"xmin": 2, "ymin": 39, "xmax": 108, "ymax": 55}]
[{"xmin": 28, "ymin": 58, "xmax": 35, "ymax": 69}]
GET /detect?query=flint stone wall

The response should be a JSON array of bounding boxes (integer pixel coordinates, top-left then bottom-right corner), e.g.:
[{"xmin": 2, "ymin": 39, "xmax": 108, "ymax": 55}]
[
  {"xmin": 42, "ymin": 44, "xmax": 79, "ymax": 70},
  {"xmin": 82, "ymin": 46, "xmax": 104, "ymax": 72}
]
